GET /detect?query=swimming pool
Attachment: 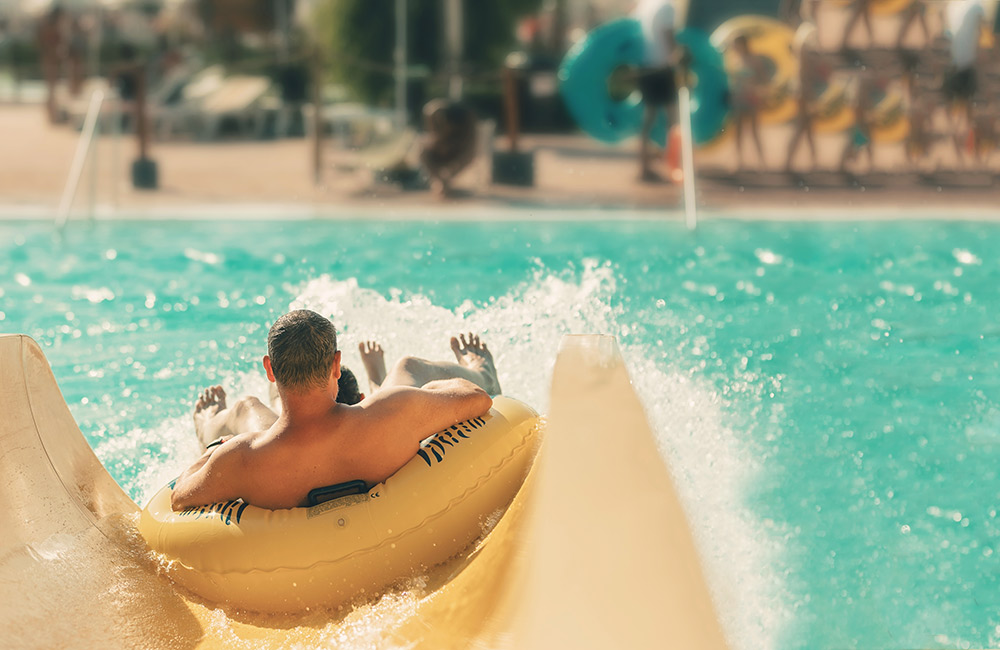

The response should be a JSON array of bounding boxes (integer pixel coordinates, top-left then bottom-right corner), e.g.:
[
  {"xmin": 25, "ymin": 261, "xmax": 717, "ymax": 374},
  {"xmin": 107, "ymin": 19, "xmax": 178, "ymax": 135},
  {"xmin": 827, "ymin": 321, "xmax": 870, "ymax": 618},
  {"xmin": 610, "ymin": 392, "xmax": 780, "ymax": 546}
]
[{"xmin": 3, "ymin": 217, "xmax": 999, "ymax": 650}]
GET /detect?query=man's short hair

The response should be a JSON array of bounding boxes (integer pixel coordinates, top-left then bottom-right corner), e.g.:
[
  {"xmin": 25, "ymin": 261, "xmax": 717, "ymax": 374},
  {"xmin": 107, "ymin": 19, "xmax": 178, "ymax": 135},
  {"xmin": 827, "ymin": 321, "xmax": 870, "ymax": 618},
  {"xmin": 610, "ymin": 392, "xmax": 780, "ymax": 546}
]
[
  {"xmin": 336, "ymin": 367, "xmax": 363, "ymax": 405},
  {"xmin": 267, "ymin": 310, "xmax": 337, "ymax": 391}
]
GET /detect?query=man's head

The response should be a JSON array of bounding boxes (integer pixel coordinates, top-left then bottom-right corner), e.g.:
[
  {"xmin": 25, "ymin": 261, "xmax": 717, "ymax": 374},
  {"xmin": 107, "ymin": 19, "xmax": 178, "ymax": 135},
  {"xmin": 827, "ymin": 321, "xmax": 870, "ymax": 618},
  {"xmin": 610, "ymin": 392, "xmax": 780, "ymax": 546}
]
[{"xmin": 264, "ymin": 310, "xmax": 340, "ymax": 392}]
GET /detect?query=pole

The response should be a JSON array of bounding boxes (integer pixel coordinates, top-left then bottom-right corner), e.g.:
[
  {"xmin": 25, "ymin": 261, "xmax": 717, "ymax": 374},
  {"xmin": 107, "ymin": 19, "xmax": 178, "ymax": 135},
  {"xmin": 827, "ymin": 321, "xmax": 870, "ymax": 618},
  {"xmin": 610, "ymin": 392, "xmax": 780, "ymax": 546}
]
[
  {"xmin": 445, "ymin": 0, "xmax": 463, "ymax": 101},
  {"xmin": 88, "ymin": 7, "xmax": 102, "ymax": 81},
  {"xmin": 312, "ymin": 49, "xmax": 323, "ymax": 186},
  {"xmin": 56, "ymin": 89, "xmax": 104, "ymax": 229},
  {"xmin": 394, "ymin": 0, "xmax": 408, "ymax": 129},
  {"xmin": 502, "ymin": 66, "xmax": 520, "ymax": 152},
  {"xmin": 552, "ymin": 0, "xmax": 567, "ymax": 56},
  {"xmin": 88, "ymin": 105, "xmax": 99, "ymax": 221},
  {"xmin": 678, "ymin": 86, "xmax": 697, "ymax": 231},
  {"xmin": 275, "ymin": 0, "xmax": 289, "ymax": 61},
  {"xmin": 112, "ymin": 96, "xmax": 120, "ymax": 207}
]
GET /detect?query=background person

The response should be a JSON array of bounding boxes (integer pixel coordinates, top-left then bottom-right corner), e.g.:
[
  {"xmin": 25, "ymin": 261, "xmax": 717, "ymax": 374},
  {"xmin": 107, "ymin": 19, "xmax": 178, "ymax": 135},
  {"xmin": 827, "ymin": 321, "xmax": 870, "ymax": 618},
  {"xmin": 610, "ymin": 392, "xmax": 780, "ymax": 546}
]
[
  {"xmin": 943, "ymin": 0, "xmax": 985, "ymax": 166},
  {"xmin": 785, "ymin": 23, "xmax": 829, "ymax": 174},
  {"xmin": 37, "ymin": 5, "xmax": 65, "ymax": 123},
  {"xmin": 633, "ymin": 0, "xmax": 679, "ymax": 183},
  {"xmin": 727, "ymin": 34, "xmax": 769, "ymax": 171},
  {"xmin": 839, "ymin": 73, "xmax": 879, "ymax": 176},
  {"xmin": 420, "ymin": 98, "xmax": 478, "ymax": 197}
]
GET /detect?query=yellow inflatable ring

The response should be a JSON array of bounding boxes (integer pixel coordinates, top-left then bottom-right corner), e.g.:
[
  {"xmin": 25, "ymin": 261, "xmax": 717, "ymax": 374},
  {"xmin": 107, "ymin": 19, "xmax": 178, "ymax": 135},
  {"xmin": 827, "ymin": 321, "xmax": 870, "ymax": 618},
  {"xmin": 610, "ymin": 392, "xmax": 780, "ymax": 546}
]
[
  {"xmin": 829, "ymin": 0, "xmax": 914, "ymax": 16},
  {"xmin": 711, "ymin": 15, "xmax": 800, "ymax": 126},
  {"xmin": 139, "ymin": 396, "xmax": 542, "ymax": 613},
  {"xmin": 870, "ymin": 91, "xmax": 910, "ymax": 143},
  {"xmin": 812, "ymin": 82, "xmax": 856, "ymax": 134}
]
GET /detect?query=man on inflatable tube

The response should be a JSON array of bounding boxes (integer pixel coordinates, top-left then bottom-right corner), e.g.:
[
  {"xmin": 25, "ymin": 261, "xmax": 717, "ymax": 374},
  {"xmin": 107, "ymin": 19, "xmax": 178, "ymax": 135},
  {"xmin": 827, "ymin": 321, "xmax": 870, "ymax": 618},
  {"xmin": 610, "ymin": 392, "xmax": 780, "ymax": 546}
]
[{"xmin": 171, "ymin": 309, "xmax": 500, "ymax": 511}]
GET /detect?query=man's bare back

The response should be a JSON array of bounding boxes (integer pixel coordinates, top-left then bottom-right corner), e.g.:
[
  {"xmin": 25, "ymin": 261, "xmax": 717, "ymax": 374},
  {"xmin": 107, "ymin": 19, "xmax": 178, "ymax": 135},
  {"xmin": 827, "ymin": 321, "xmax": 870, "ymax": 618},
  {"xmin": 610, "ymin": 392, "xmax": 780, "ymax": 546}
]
[{"xmin": 172, "ymin": 326, "xmax": 499, "ymax": 511}]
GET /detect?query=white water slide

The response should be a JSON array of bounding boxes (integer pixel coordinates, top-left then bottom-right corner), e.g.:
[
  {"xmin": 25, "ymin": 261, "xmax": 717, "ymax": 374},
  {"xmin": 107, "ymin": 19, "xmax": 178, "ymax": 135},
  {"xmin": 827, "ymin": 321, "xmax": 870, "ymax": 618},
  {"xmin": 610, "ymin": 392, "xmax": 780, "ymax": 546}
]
[{"xmin": 0, "ymin": 333, "xmax": 728, "ymax": 649}]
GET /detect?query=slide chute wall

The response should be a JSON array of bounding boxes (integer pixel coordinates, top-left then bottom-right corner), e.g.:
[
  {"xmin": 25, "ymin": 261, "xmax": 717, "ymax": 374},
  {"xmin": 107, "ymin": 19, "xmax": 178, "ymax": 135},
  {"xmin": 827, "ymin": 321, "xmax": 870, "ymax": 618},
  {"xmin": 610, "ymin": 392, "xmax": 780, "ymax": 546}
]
[{"xmin": 0, "ymin": 333, "xmax": 728, "ymax": 649}]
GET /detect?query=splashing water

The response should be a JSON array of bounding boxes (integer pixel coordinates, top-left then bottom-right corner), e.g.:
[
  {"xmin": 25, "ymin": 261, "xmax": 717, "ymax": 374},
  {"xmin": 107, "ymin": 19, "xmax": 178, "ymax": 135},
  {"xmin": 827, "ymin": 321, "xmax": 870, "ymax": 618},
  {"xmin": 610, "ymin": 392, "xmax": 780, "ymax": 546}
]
[{"xmin": 8, "ymin": 218, "xmax": 1000, "ymax": 649}]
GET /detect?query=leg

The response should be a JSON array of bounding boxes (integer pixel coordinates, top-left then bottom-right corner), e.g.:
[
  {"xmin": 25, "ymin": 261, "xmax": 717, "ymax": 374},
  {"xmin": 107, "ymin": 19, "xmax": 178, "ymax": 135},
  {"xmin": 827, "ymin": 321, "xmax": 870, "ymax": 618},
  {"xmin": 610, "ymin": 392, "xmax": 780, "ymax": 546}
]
[
  {"xmin": 839, "ymin": 139, "xmax": 856, "ymax": 174},
  {"xmin": 860, "ymin": 3, "xmax": 874, "ymax": 46},
  {"xmin": 863, "ymin": 142, "xmax": 875, "ymax": 171},
  {"xmin": 841, "ymin": 4, "xmax": 862, "ymax": 50},
  {"xmin": 804, "ymin": 119, "xmax": 818, "ymax": 169},
  {"xmin": 786, "ymin": 115, "xmax": 805, "ymax": 173},
  {"xmin": 917, "ymin": 8, "xmax": 930, "ymax": 43},
  {"xmin": 734, "ymin": 113, "xmax": 746, "ymax": 169},
  {"xmin": 193, "ymin": 386, "xmax": 277, "ymax": 447},
  {"xmin": 380, "ymin": 333, "xmax": 502, "ymax": 396},
  {"xmin": 224, "ymin": 395, "xmax": 278, "ymax": 435},
  {"xmin": 896, "ymin": 9, "xmax": 914, "ymax": 49},
  {"xmin": 750, "ymin": 113, "xmax": 766, "ymax": 169},
  {"xmin": 359, "ymin": 340, "xmax": 388, "ymax": 394},
  {"xmin": 639, "ymin": 104, "xmax": 659, "ymax": 180},
  {"xmin": 420, "ymin": 147, "xmax": 449, "ymax": 197}
]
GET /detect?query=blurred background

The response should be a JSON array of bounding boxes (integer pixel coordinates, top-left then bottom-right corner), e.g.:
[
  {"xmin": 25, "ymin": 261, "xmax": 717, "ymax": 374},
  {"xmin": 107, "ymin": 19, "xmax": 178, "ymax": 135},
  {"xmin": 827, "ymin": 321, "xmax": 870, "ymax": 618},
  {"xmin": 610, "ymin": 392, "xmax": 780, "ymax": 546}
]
[{"xmin": 1, "ymin": 0, "xmax": 998, "ymax": 217}]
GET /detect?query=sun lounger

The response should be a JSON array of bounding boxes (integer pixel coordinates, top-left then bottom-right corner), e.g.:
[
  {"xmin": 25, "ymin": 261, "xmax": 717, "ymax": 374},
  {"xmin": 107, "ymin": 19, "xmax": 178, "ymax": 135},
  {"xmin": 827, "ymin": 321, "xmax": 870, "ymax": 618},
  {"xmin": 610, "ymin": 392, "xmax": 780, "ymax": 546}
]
[
  {"xmin": 153, "ymin": 65, "xmax": 225, "ymax": 139},
  {"xmin": 197, "ymin": 75, "xmax": 272, "ymax": 140}
]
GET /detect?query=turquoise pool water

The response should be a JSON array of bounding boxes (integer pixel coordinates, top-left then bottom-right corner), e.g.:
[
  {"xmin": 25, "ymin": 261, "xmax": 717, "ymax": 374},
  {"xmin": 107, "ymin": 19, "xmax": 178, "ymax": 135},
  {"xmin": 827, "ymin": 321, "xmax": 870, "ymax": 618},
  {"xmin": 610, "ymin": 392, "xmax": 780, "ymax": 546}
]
[{"xmin": 3, "ymin": 218, "xmax": 1000, "ymax": 650}]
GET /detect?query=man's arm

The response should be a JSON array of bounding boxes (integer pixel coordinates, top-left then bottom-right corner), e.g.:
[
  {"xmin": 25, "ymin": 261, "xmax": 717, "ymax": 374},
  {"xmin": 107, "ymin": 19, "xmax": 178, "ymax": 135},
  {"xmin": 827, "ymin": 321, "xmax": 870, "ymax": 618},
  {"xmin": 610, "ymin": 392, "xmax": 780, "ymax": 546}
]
[
  {"xmin": 171, "ymin": 442, "xmax": 246, "ymax": 510},
  {"xmin": 346, "ymin": 378, "xmax": 492, "ymax": 483}
]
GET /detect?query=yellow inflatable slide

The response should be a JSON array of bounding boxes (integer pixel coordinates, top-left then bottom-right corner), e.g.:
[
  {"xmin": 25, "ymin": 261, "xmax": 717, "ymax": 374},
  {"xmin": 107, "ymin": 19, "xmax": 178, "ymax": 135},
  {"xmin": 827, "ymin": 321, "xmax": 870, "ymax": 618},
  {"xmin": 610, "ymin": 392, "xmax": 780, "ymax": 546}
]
[{"xmin": 0, "ymin": 333, "xmax": 728, "ymax": 649}]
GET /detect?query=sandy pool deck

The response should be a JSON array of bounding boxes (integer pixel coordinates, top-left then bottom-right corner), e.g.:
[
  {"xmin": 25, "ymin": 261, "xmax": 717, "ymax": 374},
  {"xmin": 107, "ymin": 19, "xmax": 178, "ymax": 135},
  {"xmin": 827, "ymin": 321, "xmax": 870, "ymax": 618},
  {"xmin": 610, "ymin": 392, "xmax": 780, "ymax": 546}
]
[{"xmin": 1, "ymin": 104, "xmax": 998, "ymax": 222}]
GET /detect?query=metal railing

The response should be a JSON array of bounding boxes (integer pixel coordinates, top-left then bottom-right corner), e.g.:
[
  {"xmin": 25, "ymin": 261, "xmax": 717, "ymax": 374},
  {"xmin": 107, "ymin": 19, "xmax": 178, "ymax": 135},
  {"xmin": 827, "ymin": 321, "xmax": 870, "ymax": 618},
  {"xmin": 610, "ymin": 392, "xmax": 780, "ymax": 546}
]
[{"xmin": 55, "ymin": 89, "xmax": 104, "ymax": 229}]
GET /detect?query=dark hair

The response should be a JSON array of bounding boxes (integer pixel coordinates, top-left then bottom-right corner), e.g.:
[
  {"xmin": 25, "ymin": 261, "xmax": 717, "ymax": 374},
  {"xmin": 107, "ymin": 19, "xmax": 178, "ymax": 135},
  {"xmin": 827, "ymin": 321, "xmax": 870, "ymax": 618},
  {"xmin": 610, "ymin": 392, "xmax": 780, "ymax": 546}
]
[
  {"xmin": 267, "ymin": 310, "xmax": 337, "ymax": 391},
  {"xmin": 336, "ymin": 367, "xmax": 363, "ymax": 405}
]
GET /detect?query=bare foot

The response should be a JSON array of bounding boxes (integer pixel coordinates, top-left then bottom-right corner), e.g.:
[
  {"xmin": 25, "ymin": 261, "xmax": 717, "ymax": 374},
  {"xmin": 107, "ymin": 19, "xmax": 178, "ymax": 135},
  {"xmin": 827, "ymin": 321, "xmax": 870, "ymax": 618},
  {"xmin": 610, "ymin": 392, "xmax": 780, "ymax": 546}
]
[
  {"xmin": 450, "ymin": 332, "xmax": 501, "ymax": 396},
  {"xmin": 193, "ymin": 385, "xmax": 227, "ymax": 442},
  {"xmin": 359, "ymin": 340, "xmax": 387, "ymax": 394}
]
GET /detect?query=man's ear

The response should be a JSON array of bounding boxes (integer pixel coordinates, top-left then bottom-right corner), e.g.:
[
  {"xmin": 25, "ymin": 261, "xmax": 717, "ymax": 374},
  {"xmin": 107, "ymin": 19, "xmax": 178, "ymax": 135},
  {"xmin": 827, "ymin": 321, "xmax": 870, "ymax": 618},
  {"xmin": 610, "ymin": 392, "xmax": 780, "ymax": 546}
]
[
  {"xmin": 263, "ymin": 355, "xmax": 276, "ymax": 382},
  {"xmin": 332, "ymin": 350, "xmax": 342, "ymax": 381}
]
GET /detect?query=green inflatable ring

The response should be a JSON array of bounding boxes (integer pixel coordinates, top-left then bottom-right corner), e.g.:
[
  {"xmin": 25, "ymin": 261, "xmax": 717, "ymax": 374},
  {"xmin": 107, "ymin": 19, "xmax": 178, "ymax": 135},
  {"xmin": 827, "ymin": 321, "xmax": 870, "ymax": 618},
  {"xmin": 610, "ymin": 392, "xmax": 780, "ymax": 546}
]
[{"xmin": 558, "ymin": 19, "xmax": 729, "ymax": 146}]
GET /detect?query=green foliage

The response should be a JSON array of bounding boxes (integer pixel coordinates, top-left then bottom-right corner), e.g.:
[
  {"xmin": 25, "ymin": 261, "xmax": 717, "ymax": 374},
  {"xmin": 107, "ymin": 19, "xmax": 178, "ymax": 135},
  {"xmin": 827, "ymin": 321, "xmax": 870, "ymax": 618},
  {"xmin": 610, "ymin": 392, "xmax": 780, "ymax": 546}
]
[{"xmin": 312, "ymin": 0, "xmax": 543, "ymax": 105}]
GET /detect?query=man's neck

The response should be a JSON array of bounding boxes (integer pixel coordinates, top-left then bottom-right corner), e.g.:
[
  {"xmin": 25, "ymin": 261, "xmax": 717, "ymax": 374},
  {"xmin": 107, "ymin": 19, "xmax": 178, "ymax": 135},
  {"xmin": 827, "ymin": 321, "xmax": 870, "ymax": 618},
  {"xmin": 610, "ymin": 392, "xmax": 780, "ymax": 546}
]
[{"xmin": 277, "ymin": 387, "xmax": 339, "ymax": 427}]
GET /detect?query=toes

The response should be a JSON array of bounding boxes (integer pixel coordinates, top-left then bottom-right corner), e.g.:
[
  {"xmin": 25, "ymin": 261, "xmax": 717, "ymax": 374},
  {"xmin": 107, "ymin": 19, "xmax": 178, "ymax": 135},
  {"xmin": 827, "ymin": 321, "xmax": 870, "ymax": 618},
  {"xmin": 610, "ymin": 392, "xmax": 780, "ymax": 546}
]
[{"xmin": 454, "ymin": 333, "xmax": 488, "ymax": 352}]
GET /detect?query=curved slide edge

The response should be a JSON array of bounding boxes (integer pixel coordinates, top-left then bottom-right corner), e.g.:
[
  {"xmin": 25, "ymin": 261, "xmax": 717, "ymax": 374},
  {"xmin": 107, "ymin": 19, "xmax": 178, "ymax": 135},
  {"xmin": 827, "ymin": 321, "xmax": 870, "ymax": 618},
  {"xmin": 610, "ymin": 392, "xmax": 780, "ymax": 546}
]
[
  {"xmin": 399, "ymin": 335, "xmax": 730, "ymax": 650},
  {"xmin": 499, "ymin": 334, "xmax": 730, "ymax": 649},
  {"xmin": 0, "ymin": 334, "xmax": 138, "ymax": 547},
  {"xmin": 0, "ymin": 334, "xmax": 208, "ymax": 649},
  {"xmin": 0, "ymin": 333, "xmax": 728, "ymax": 649}
]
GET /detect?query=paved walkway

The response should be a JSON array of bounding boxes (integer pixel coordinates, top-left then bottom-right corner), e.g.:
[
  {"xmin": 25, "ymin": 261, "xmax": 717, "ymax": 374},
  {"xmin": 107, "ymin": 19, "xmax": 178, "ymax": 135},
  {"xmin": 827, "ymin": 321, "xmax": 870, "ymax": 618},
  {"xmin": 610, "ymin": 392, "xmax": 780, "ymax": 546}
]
[{"xmin": 2, "ymin": 104, "xmax": 998, "ymax": 220}]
